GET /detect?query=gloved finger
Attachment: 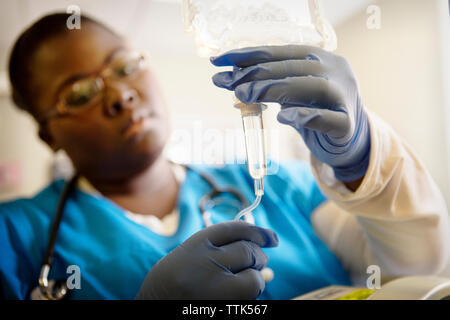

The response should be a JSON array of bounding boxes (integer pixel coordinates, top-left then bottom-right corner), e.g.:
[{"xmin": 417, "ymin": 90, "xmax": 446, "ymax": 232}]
[
  {"xmin": 277, "ymin": 107, "xmax": 350, "ymax": 137},
  {"xmin": 212, "ymin": 59, "xmax": 327, "ymax": 90},
  {"xmin": 204, "ymin": 221, "xmax": 279, "ymax": 248},
  {"xmin": 211, "ymin": 240, "xmax": 269, "ymax": 273},
  {"xmin": 219, "ymin": 268, "xmax": 265, "ymax": 300},
  {"xmin": 210, "ymin": 45, "xmax": 324, "ymax": 68},
  {"xmin": 235, "ymin": 77, "xmax": 344, "ymax": 108}
]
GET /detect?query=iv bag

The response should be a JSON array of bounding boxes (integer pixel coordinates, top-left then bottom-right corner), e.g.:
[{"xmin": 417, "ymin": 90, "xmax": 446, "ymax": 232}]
[{"xmin": 182, "ymin": 0, "xmax": 337, "ymax": 57}]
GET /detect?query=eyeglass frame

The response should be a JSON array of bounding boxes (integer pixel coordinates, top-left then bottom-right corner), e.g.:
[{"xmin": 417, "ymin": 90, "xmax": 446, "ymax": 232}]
[{"xmin": 36, "ymin": 48, "xmax": 149, "ymax": 124}]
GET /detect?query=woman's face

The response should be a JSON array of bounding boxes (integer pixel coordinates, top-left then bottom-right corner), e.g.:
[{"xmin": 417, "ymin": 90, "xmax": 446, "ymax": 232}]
[{"xmin": 29, "ymin": 23, "xmax": 170, "ymax": 183}]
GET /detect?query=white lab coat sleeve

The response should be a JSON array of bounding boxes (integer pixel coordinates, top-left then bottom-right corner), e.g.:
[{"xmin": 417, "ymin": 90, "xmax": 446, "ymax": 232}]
[{"xmin": 309, "ymin": 110, "xmax": 450, "ymax": 285}]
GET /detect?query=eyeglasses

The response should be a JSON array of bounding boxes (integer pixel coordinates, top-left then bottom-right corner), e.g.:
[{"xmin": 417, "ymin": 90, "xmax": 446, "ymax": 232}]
[{"xmin": 37, "ymin": 50, "xmax": 148, "ymax": 124}]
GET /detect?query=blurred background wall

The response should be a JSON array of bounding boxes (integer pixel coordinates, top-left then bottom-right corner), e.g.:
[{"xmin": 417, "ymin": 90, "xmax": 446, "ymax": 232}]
[
  {"xmin": 0, "ymin": 0, "xmax": 449, "ymax": 273},
  {"xmin": 335, "ymin": 0, "xmax": 450, "ymax": 209}
]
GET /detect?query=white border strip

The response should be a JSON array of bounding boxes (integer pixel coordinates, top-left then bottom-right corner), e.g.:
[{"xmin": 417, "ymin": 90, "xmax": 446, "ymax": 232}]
[{"xmin": 0, "ymin": 71, "xmax": 10, "ymax": 98}]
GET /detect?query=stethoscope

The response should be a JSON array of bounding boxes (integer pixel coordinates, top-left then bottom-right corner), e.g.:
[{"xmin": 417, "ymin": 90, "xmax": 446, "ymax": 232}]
[
  {"xmin": 197, "ymin": 166, "xmax": 255, "ymax": 227},
  {"xmin": 32, "ymin": 165, "xmax": 255, "ymax": 300}
]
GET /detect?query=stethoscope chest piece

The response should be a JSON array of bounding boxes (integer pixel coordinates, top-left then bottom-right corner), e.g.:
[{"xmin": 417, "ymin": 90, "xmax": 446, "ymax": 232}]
[{"xmin": 31, "ymin": 280, "xmax": 68, "ymax": 300}]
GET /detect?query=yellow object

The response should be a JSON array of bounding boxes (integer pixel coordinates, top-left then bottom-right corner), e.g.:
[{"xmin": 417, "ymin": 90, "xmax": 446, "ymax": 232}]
[{"xmin": 337, "ymin": 289, "xmax": 375, "ymax": 300}]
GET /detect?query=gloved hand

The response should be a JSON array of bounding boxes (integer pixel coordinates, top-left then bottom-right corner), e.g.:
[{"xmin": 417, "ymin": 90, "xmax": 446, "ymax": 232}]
[
  {"xmin": 135, "ymin": 221, "xmax": 278, "ymax": 300},
  {"xmin": 211, "ymin": 45, "xmax": 371, "ymax": 182}
]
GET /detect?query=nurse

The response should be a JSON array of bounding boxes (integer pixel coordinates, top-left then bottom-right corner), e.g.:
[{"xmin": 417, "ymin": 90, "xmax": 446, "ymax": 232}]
[{"xmin": 1, "ymin": 13, "xmax": 449, "ymax": 300}]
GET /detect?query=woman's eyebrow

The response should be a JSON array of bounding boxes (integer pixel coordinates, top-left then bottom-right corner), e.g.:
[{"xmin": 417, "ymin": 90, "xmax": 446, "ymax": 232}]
[
  {"xmin": 103, "ymin": 46, "xmax": 125, "ymax": 65},
  {"xmin": 54, "ymin": 72, "xmax": 92, "ymax": 98}
]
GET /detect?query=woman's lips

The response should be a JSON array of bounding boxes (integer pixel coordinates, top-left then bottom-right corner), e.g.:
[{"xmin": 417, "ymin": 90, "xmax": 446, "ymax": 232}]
[{"xmin": 122, "ymin": 111, "xmax": 156, "ymax": 139}]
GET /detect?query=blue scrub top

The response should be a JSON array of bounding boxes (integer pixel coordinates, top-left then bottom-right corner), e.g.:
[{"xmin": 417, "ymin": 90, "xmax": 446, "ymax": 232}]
[{"xmin": 0, "ymin": 161, "xmax": 351, "ymax": 299}]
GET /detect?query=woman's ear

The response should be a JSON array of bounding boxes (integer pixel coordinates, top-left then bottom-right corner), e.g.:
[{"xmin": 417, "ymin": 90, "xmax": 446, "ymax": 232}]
[{"xmin": 38, "ymin": 124, "xmax": 60, "ymax": 152}]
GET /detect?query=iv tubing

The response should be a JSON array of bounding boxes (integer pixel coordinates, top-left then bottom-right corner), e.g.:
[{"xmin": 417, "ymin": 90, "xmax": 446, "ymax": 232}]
[
  {"xmin": 234, "ymin": 194, "xmax": 262, "ymax": 222},
  {"xmin": 234, "ymin": 178, "xmax": 264, "ymax": 221}
]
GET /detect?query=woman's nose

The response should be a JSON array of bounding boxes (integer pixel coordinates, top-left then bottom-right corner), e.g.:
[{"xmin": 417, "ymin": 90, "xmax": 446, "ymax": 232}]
[{"xmin": 103, "ymin": 83, "xmax": 139, "ymax": 117}]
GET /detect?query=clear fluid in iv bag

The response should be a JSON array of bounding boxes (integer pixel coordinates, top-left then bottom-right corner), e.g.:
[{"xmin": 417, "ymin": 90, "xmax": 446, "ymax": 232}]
[
  {"xmin": 183, "ymin": 0, "xmax": 337, "ymax": 57},
  {"xmin": 242, "ymin": 114, "xmax": 267, "ymax": 180}
]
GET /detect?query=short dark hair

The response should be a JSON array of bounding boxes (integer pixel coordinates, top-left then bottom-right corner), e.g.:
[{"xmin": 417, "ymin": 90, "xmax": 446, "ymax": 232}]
[{"xmin": 8, "ymin": 13, "xmax": 118, "ymax": 116}]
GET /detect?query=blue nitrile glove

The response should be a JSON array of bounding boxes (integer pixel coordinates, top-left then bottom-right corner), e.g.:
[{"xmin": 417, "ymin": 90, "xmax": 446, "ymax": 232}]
[
  {"xmin": 135, "ymin": 221, "xmax": 278, "ymax": 300},
  {"xmin": 211, "ymin": 45, "xmax": 371, "ymax": 182}
]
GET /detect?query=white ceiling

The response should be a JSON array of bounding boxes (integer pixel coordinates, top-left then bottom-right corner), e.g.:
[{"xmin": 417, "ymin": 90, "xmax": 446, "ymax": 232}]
[{"xmin": 0, "ymin": 0, "xmax": 375, "ymax": 73}]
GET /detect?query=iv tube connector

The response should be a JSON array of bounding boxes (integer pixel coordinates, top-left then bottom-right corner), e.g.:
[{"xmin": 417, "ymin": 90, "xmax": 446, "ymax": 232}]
[{"xmin": 254, "ymin": 178, "xmax": 264, "ymax": 196}]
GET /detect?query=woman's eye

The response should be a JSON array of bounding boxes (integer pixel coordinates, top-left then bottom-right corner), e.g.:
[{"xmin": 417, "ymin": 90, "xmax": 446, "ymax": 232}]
[
  {"xmin": 65, "ymin": 81, "xmax": 100, "ymax": 107},
  {"xmin": 113, "ymin": 56, "xmax": 145, "ymax": 78},
  {"xmin": 66, "ymin": 91, "xmax": 93, "ymax": 107},
  {"xmin": 114, "ymin": 63, "xmax": 137, "ymax": 78}
]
